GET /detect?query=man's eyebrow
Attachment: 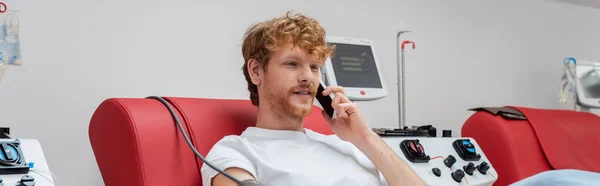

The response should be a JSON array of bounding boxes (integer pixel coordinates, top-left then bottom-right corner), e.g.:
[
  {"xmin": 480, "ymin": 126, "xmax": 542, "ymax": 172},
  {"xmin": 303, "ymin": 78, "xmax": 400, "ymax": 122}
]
[
  {"xmin": 283, "ymin": 55, "xmax": 302, "ymax": 62},
  {"xmin": 282, "ymin": 55, "xmax": 320, "ymax": 64}
]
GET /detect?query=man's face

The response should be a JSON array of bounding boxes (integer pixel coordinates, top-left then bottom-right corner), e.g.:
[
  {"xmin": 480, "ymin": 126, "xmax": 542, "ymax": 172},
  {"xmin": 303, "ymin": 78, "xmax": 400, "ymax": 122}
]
[{"xmin": 260, "ymin": 42, "xmax": 323, "ymax": 118}]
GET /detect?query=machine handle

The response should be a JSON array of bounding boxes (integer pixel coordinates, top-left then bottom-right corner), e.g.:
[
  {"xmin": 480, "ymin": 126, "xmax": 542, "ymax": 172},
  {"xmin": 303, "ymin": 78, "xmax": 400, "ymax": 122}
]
[{"xmin": 402, "ymin": 40, "xmax": 415, "ymax": 49}]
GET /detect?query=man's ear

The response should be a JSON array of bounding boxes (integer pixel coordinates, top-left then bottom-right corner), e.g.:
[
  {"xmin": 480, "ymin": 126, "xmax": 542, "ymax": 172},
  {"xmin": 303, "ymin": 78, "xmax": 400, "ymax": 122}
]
[{"xmin": 247, "ymin": 58, "xmax": 262, "ymax": 85}]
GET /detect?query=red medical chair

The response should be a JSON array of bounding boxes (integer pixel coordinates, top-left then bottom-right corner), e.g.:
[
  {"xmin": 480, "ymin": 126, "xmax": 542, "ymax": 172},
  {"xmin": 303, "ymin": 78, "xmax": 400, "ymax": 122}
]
[
  {"xmin": 462, "ymin": 106, "xmax": 600, "ymax": 186},
  {"xmin": 88, "ymin": 97, "xmax": 333, "ymax": 186}
]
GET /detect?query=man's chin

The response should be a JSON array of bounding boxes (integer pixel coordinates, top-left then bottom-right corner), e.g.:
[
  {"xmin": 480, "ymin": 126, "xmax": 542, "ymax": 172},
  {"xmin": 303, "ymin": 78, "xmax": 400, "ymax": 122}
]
[
  {"xmin": 294, "ymin": 105, "xmax": 313, "ymax": 117},
  {"xmin": 284, "ymin": 102, "xmax": 311, "ymax": 117}
]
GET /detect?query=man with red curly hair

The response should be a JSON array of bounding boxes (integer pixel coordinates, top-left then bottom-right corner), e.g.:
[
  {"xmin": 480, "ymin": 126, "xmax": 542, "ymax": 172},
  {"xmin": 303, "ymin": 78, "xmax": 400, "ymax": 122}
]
[{"xmin": 201, "ymin": 11, "xmax": 425, "ymax": 186}]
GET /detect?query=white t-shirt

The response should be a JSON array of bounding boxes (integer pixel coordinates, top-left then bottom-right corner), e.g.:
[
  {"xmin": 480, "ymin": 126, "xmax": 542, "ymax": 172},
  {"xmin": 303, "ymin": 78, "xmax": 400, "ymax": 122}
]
[{"xmin": 200, "ymin": 127, "xmax": 389, "ymax": 186}]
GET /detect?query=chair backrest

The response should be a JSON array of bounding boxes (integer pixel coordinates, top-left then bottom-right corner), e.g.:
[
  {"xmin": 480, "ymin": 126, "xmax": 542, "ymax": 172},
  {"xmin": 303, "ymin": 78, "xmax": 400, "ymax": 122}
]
[
  {"xmin": 89, "ymin": 97, "xmax": 332, "ymax": 186},
  {"xmin": 462, "ymin": 106, "xmax": 600, "ymax": 185}
]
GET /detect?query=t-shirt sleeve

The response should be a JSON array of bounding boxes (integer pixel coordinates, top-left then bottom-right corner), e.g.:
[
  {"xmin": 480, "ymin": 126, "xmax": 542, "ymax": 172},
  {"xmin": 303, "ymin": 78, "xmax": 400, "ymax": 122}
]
[{"xmin": 200, "ymin": 136, "xmax": 258, "ymax": 186}]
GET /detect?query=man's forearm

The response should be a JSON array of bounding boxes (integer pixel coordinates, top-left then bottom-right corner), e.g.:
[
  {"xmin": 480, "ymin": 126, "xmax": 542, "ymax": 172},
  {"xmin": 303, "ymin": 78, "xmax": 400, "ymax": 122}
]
[{"xmin": 353, "ymin": 131, "xmax": 426, "ymax": 186}]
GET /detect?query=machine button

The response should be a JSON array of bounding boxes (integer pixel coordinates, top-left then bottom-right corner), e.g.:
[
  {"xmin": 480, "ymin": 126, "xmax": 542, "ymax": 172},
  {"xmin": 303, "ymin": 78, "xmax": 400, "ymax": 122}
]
[
  {"xmin": 444, "ymin": 155, "xmax": 456, "ymax": 168},
  {"xmin": 453, "ymin": 139, "xmax": 481, "ymax": 161},
  {"xmin": 463, "ymin": 162, "xmax": 476, "ymax": 175},
  {"xmin": 1, "ymin": 143, "xmax": 13, "ymax": 161},
  {"xmin": 432, "ymin": 168, "xmax": 441, "ymax": 177},
  {"xmin": 478, "ymin": 161, "xmax": 490, "ymax": 174},
  {"xmin": 16, "ymin": 175, "xmax": 34, "ymax": 186},
  {"xmin": 451, "ymin": 169, "xmax": 465, "ymax": 182},
  {"xmin": 409, "ymin": 142, "xmax": 418, "ymax": 155},
  {"xmin": 408, "ymin": 141, "xmax": 425, "ymax": 157},
  {"xmin": 462, "ymin": 140, "xmax": 474, "ymax": 148},
  {"xmin": 466, "ymin": 148, "xmax": 475, "ymax": 153},
  {"xmin": 399, "ymin": 140, "xmax": 430, "ymax": 163}
]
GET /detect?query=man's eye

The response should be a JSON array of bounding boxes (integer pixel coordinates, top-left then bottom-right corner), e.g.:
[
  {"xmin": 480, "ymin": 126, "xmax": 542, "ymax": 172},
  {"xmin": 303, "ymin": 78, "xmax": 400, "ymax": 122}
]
[
  {"xmin": 288, "ymin": 62, "xmax": 298, "ymax": 66},
  {"xmin": 311, "ymin": 65, "xmax": 319, "ymax": 70}
]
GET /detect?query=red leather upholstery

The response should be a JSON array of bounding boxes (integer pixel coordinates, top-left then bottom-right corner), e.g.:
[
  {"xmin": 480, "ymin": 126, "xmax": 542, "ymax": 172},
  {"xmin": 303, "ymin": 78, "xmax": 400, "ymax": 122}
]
[
  {"xmin": 89, "ymin": 97, "xmax": 332, "ymax": 186},
  {"xmin": 462, "ymin": 106, "xmax": 600, "ymax": 186}
]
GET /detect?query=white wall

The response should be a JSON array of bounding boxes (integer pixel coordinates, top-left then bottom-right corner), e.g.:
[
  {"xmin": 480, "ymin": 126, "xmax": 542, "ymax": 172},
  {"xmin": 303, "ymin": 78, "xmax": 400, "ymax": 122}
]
[{"xmin": 0, "ymin": 0, "xmax": 599, "ymax": 185}]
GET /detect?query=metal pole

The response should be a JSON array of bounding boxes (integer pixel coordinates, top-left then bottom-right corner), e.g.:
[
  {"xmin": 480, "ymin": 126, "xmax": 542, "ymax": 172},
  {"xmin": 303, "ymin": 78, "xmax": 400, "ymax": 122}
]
[
  {"xmin": 401, "ymin": 47, "xmax": 406, "ymax": 129},
  {"xmin": 396, "ymin": 30, "xmax": 412, "ymax": 129}
]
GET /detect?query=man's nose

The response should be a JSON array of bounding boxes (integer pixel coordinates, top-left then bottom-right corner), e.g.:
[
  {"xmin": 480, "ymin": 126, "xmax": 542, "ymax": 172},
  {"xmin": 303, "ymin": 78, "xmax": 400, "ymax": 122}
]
[{"xmin": 298, "ymin": 66, "xmax": 314, "ymax": 83}]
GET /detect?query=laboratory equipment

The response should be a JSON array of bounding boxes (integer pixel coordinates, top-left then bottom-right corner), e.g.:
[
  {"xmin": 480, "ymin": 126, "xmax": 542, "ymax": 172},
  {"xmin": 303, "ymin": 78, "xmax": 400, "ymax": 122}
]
[
  {"xmin": 574, "ymin": 61, "xmax": 600, "ymax": 110},
  {"xmin": 381, "ymin": 136, "xmax": 497, "ymax": 186},
  {"xmin": 373, "ymin": 125, "xmax": 436, "ymax": 137},
  {"xmin": 0, "ymin": 128, "xmax": 55, "ymax": 185},
  {"xmin": 320, "ymin": 36, "xmax": 388, "ymax": 101},
  {"xmin": 561, "ymin": 58, "xmax": 600, "ymax": 111}
]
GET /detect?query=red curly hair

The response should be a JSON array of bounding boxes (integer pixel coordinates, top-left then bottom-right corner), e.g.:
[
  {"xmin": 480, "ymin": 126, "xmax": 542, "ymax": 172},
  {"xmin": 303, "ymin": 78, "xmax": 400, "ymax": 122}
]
[{"xmin": 242, "ymin": 11, "xmax": 334, "ymax": 106}]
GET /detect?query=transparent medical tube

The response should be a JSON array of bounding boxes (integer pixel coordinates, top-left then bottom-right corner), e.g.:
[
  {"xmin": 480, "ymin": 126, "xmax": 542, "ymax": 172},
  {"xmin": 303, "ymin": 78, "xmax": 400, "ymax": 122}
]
[{"xmin": 0, "ymin": 63, "xmax": 7, "ymax": 83}]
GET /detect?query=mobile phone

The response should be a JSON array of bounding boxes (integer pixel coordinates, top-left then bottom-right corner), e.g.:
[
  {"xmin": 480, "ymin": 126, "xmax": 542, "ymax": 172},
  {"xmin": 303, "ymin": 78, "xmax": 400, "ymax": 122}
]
[{"xmin": 315, "ymin": 81, "xmax": 336, "ymax": 119}]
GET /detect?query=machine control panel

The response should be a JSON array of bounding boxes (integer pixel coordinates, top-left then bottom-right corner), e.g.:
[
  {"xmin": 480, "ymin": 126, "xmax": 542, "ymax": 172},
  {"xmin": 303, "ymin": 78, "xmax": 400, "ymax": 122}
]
[{"xmin": 382, "ymin": 137, "xmax": 497, "ymax": 186}]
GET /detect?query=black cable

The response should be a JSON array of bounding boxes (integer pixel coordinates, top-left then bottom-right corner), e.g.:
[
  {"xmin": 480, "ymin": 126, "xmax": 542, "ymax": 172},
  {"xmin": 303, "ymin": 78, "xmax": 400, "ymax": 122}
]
[{"xmin": 145, "ymin": 96, "xmax": 242, "ymax": 184}]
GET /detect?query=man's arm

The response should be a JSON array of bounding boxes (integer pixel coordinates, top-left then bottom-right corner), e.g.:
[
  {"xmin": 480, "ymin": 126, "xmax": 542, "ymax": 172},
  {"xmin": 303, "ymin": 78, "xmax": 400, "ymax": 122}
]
[
  {"xmin": 352, "ymin": 131, "xmax": 426, "ymax": 186},
  {"xmin": 321, "ymin": 86, "xmax": 426, "ymax": 186},
  {"xmin": 211, "ymin": 168, "xmax": 256, "ymax": 186},
  {"xmin": 200, "ymin": 136, "xmax": 259, "ymax": 186}
]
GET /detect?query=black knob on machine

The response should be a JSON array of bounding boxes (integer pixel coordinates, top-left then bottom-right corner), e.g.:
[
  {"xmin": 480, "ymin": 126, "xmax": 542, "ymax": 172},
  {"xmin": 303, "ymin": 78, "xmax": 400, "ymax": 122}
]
[
  {"xmin": 452, "ymin": 139, "xmax": 481, "ymax": 161},
  {"xmin": 463, "ymin": 162, "xmax": 477, "ymax": 175},
  {"xmin": 443, "ymin": 130, "xmax": 452, "ymax": 137},
  {"xmin": 451, "ymin": 169, "xmax": 465, "ymax": 182},
  {"xmin": 432, "ymin": 168, "xmax": 441, "ymax": 177},
  {"xmin": 16, "ymin": 175, "xmax": 34, "ymax": 186},
  {"xmin": 478, "ymin": 161, "xmax": 490, "ymax": 174},
  {"xmin": 444, "ymin": 155, "xmax": 456, "ymax": 168},
  {"xmin": 399, "ymin": 140, "xmax": 430, "ymax": 163}
]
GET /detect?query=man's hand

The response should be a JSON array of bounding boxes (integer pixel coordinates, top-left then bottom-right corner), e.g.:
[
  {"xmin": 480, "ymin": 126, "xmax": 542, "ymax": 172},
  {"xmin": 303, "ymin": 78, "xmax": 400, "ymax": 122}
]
[
  {"xmin": 321, "ymin": 85, "xmax": 427, "ymax": 186},
  {"xmin": 320, "ymin": 86, "xmax": 372, "ymax": 144}
]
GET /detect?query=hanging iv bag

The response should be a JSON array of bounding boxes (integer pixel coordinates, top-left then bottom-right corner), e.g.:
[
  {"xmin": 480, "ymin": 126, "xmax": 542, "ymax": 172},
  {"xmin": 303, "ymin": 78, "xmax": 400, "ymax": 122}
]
[
  {"xmin": 0, "ymin": 10, "xmax": 21, "ymax": 83},
  {"xmin": 560, "ymin": 58, "xmax": 576, "ymax": 103}
]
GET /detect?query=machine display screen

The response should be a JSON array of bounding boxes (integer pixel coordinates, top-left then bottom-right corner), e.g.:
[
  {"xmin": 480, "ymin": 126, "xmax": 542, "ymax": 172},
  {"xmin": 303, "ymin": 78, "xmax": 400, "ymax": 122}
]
[{"xmin": 329, "ymin": 43, "xmax": 383, "ymax": 88}]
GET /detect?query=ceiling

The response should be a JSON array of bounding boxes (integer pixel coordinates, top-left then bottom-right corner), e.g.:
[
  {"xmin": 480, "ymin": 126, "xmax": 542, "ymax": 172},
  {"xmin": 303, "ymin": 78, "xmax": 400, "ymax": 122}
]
[{"xmin": 551, "ymin": 0, "xmax": 600, "ymax": 9}]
